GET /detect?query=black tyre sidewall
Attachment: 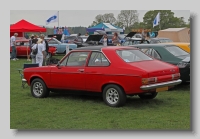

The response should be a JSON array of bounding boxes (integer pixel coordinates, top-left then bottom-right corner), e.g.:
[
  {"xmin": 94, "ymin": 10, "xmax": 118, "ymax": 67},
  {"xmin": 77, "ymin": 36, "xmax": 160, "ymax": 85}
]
[{"xmin": 103, "ymin": 84, "xmax": 126, "ymax": 107}]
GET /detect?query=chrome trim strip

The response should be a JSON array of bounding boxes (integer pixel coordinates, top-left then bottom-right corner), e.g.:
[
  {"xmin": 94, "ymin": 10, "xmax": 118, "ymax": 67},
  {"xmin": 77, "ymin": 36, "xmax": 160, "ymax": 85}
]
[{"xmin": 140, "ymin": 79, "xmax": 182, "ymax": 90}]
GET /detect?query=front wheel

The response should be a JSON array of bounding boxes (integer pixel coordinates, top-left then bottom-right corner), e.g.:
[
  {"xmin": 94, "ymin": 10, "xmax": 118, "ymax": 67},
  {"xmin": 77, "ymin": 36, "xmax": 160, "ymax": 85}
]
[
  {"xmin": 103, "ymin": 84, "xmax": 126, "ymax": 107},
  {"xmin": 31, "ymin": 78, "xmax": 49, "ymax": 98},
  {"xmin": 138, "ymin": 92, "xmax": 158, "ymax": 99}
]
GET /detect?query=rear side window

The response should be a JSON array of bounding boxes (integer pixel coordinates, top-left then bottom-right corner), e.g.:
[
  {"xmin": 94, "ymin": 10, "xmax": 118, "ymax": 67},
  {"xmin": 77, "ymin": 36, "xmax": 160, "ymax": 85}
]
[
  {"xmin": 88, "ymin": 52, "xmax": 110, "ymax": 66},
  {"xmin": 116, "ymin": 49, "xmax": 153, "ymax": 62}
]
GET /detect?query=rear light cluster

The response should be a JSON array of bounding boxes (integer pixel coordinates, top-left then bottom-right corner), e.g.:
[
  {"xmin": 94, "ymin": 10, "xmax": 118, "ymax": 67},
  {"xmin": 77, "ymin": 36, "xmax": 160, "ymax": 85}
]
[
  {"xmin": 172, "ymin": 73, "xmax": 180, "ymax": 80},
  {"xmin": 142, "ymin": 77, "xmax": 157, "ymax": 85}
]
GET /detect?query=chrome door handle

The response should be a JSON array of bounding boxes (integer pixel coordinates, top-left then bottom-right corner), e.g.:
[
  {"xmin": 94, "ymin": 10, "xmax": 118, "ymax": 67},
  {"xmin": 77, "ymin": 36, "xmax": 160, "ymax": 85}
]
[{"xmin": 78, "ymin": 69, "xmax": 84, "ymax": 72}]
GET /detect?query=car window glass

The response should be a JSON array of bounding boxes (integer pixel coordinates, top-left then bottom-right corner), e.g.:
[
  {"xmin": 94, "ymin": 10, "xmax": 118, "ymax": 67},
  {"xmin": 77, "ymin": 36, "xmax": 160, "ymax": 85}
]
[
  {"xmin": 116, "ymin": 49, "xmax": 153, "ymax": 62},
  {"xmin": 48, "ymin": 39, "xmax": 58, "ymax": 44},
  {"xmin": 123, "ymin": 41, "xmax": 130, "ymax": 46},
  {"xmin": 66, "ymin": 52, "xmax": 89, "ymax": 66},
  {"xmin": 145, "ymin": 48, "xmax": 152, "ymax": 55},
  {"xmin": 88, "ymin": 52, "xmax": 110, "ymax": 66},
  {"xmin": 165, "ymin": 45, "xmax": 189, "ymax": 57},
  {"xmin": 140, "ymin": 48, "xmax": 149, "ymax": 53},
  {"xmin": 152, "ymin": 49, "xmax": 161, "ymax": 59}
]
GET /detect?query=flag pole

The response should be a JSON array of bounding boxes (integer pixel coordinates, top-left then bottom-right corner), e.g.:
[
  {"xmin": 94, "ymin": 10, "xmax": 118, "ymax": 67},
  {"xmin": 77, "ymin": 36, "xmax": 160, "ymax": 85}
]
[
  {"xmin": 159, "ymin": 12, "xmax": 161, "ymax": 30},
  {"xmin": 58, "ymin": 11, "xmax": 59, "ymax": 28}
]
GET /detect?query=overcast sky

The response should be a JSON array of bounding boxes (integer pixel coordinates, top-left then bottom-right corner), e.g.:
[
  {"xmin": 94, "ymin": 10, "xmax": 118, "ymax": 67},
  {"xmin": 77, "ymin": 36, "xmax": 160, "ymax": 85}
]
[{"xmin": 10, "ymin": 10, "xmax": 190, "ymax": 27}]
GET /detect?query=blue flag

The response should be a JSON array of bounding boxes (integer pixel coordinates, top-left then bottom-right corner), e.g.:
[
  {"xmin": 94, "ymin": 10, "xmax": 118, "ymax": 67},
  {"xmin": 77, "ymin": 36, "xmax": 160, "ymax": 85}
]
[{"xmin": 46, "ymin": 12, "xmax": 58, "ymax": 25}]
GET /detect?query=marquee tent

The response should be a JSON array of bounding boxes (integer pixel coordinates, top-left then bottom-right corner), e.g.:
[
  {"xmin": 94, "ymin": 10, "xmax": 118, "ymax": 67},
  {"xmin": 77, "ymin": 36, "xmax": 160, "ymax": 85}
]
[
  {"xmin": 86, "ymin": 23, "xmax": 123, "ymax": 34},
  {"xmin": 157, "ymin": 28, "xmax": 190, "ymax": 42},
  {"xmin": 10, "ymin": 19, "xmax": 46, "ymax": 32}
]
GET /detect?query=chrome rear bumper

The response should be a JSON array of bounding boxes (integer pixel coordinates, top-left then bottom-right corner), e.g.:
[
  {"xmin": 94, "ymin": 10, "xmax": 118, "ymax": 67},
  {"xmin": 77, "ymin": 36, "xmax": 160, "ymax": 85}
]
[{"xmin": 140, "ymin": 79, "xmax": 182, "ymax": 90}]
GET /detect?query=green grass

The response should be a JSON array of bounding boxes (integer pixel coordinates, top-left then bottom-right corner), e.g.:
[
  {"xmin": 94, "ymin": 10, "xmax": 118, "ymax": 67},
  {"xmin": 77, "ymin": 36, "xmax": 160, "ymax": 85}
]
[{"xmin": 10, "ymin": 55, "xmax": 190, "ymax": 130}]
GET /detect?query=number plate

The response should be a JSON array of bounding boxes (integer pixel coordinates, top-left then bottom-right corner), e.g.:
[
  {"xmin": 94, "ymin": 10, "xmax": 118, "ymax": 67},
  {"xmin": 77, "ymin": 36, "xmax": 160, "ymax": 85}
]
[{"xmin": 156, "ymin": 86, "xmax": 168, "ymax": 92}]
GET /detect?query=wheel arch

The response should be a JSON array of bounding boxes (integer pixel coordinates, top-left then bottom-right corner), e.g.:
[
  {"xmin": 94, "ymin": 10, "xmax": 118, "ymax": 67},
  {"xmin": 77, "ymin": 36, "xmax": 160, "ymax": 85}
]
[
  {"xmin": 101, "ymin": 82, "xmax": 125, "ymax": 93},
  {"xmin": 30, "ymin": 76, "xmax": 48, "ymax": 88}
]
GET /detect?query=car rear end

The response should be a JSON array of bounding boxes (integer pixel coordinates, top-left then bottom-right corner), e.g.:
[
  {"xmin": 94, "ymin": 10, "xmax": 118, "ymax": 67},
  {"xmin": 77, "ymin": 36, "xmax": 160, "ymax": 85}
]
[
  {"xmin": 116, "ymin": 48, "xmax": 182, "ymax": 93},
  {"xmin": 48, "ymin": 46, "xmax": 57, "ymax": 56}
]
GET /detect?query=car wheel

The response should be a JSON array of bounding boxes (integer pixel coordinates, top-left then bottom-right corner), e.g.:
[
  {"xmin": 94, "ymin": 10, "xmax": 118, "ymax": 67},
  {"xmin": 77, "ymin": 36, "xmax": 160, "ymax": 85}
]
[
  {"xmin": 10, "ymin": 53, "xmax": 11, "ymax": 59},
  {"xmin": 138, "ymin": 92, "xmax": 158, "ymax": 99},
  {"xmin": 31, "ymin": 78, "xmax": 49, "ymax": 98},
  {"xmin": 103, "ymin": 84, "xmax": 126, "ymax": 107}
]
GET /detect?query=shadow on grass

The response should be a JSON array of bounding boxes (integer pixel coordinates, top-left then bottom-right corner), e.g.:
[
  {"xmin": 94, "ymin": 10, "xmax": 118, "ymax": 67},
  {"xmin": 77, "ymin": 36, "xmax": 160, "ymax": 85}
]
[{"xmin": 47, "ymin": 91, "xmax": 172, "ymax": 108}]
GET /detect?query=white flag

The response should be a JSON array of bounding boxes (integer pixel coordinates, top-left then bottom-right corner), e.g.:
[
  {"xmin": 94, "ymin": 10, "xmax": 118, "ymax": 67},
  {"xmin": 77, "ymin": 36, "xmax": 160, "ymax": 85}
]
[
  {"xmin": 46, "ymin": 12, "xmax": 58, "ymax": 25},
  {"xmin": 153, "ymin": 12, "xmax": 160, "ymax": 28}
]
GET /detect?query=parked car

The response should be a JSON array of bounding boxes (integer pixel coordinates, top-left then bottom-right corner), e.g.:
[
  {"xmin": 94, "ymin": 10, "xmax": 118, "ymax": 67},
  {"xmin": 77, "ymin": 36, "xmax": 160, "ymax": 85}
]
[
  {"xmin": 122, "ymin": 38, "xmax": 150, "ymax": 46},
  {"xmin": 63, "ymin": 36, "xmax": 83, "ymax": 47},
  {"xmin": 82, "ymin": 34, "xmax": 104, "ymax": 47},
  {"xmin": 23, "ymin": 46, "xmax": 182, "ymax": 107},
  {"xmin": 130, "ymin": 44, "xmax": 190, "ymax": 83},
  {"xmin": 149, "ymin": 38, "xmax": 173, "ymax": 44},
  {"xmin": 44, "ymin": 37, "xmax": 77, "ymax": 54},
  {"xmin": 161, "ymin": 42, "xmax": 190, "ymax": 53},
  {"xmin": 94, "ymin": 30, "xmax": 126, "ymax": 45},
  {"xmin": 80, "ymin": 35, "xmax": 88, "ymax": 43},
  {"xmin": 10, "ymin": 39, "xmax": 57, "ymax": 58}
]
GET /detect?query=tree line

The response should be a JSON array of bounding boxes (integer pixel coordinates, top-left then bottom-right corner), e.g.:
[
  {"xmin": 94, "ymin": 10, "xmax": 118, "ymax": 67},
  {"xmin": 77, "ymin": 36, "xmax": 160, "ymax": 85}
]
[
  {"xmin": 28, "ymin": 10, "xmax": 190, "ymax": 36},
  {"xmin": 89, "ymin": 10, "xmax": 190, "ymax": 34}
]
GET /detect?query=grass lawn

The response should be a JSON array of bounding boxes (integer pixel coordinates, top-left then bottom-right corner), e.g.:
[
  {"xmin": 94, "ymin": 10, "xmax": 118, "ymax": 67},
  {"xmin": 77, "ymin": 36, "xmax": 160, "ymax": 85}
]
[{"xmin": 10, "ymin": 55, "xmax": 190, "ymax": 130}]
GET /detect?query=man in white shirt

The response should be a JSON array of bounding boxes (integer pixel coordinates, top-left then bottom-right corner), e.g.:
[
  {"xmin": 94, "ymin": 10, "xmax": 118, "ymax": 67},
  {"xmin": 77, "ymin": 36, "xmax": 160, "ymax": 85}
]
[
  {"xmin": 40, "ymin": 34, "xmax": 47, "ymax": 66},
  {"xmin": 10, "ymin": 33, "xmax": 19, "ymax": 61},
  {"xmin": 32, "ymin": 39, "xmax": 45, "ymax": 67}
]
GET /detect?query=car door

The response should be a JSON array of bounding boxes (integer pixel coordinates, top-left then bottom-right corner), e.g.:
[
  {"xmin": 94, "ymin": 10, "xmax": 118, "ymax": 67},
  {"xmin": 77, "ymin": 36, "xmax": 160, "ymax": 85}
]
[
  {"xmin": 50, "ymin": 51, "xmax": 90, "ymax": 90},
  {"xmin": 85, "ymin": 51, "xmax": 110, "ymax": 92},
  {"xmin": 16, "ymin": 41, "xmax": 27, "ymax": 56}
]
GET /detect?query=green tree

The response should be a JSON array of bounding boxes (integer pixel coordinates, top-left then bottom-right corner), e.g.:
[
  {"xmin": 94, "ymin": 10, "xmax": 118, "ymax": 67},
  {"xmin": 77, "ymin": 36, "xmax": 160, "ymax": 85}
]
[
  {"xmin": 90, "ymin": 13, "xmax": 116, "ymax": 27},
  {"xmin": 117, "ymin": 10, "xmax": 139, "ymax": 30},
  {"xmin": 143, "ymin": 10, "xmax": 187, "ymax": 31}
]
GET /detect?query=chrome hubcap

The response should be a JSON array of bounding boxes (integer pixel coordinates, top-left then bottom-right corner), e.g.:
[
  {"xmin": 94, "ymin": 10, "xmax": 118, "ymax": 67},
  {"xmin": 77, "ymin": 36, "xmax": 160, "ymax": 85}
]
[
  {"xmin": 106, "ymin": 88, "xmax": 119, "ymax": 104},
  {"xmin": 33, "ymin": 82, "xmax": 43, "ymax": 96}
]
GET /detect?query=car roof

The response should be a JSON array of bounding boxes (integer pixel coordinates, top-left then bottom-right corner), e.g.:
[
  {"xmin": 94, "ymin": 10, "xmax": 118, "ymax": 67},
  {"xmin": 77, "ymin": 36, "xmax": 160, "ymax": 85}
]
[
  {"xmin": 16, "ymin": 39, "xmax": 29, "ymax": 42},
  {"xmin": 130, "ymin": 44, "xmax": 175, "ymax": 47},
  {"xmin": 150, "ymin": 37, "xmax": 171, "ymax": 40},
  {"xmin": 74, "ymin": 46, "xmax": 138, "ymax": 51}
]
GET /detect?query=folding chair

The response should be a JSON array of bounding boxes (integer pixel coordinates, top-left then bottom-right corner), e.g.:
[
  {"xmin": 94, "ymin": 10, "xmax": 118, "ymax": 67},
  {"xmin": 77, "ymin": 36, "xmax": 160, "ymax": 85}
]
[{"xmin": 17, "ymin": 63, "xmax": 39, "ymax": 88}]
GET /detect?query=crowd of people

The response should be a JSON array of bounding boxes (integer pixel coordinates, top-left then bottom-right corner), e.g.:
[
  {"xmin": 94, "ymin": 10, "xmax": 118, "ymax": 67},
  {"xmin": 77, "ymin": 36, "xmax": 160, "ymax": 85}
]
[{"xmin": 10, "ymin": 33, "xmax": 49, "ymax": 67}]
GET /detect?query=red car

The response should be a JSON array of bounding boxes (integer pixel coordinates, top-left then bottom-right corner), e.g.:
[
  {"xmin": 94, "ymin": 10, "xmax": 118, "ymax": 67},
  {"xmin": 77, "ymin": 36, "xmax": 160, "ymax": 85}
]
[
  {"xmin": 10, "ymin": 39, "xmax": 57, "ymax": 58},
  {"xmin": 23, "ymin": 46, "xmax": 182, "ymax": 107}
]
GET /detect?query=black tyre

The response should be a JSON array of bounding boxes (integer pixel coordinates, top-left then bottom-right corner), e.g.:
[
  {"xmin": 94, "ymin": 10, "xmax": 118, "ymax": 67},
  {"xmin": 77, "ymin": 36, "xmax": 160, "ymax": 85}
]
[
  {"xmin": 103, "ymin": 84, "xmax": 126, "ymax": 107},
  {"xmin": 138, "ymin": 92, "xmax": 158, "ymax": 99},
  {"xmin": 31, "ymin": 78, "xmax": 49, "ymax": 98}
]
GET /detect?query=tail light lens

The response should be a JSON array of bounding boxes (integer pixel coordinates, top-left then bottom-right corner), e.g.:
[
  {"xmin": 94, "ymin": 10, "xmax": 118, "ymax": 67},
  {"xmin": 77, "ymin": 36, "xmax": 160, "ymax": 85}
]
[
  {"xmin": 172, "ymin": 73, "xmax": 180, "ymax": 80},
  {"xmin": 142, "ymin": 77, "xmax": 157, "ymax": 85}
]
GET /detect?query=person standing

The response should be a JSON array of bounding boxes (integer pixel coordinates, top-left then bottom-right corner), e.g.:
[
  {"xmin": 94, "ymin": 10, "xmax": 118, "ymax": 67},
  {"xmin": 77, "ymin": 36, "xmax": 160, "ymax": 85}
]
[
  {"xmin": 10, "ymin": 33, "xmax": 19, "ymax": 61},
  {"xmin": 30, "ymin": 35, "xmax": 38, "ymax": 63},
  {"xmin": 27, "ymin": 35, "xmax": 34, "ymax": 61},
  {"xmin": 103, "ymin": 35, "xmax": 108, "ymax": 46},
  {"xmin": 112, "ymin": 32, "xmax": 120, "ymax": 46},
  {"xmin": 141, "ymin": 29, "xmax": 146, "ymax": 40},
  {"xmin": 40, "ymin": 34, "xmax": 49, "ymax": 66},
  {"xmin": 32, "ymin": 39, "xmax": 45, "ymax": 67}
]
